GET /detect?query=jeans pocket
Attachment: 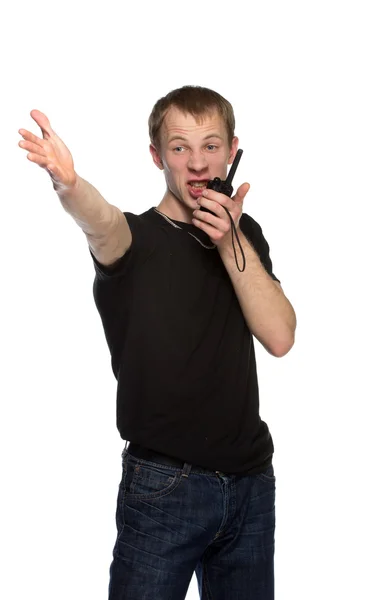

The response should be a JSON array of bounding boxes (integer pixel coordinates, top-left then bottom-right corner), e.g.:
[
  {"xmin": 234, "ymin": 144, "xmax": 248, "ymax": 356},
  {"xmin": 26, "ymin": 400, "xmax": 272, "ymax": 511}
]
[
  {"xmin": 255, "ymin": 463, "xmax": 276, "ymax": 484},
  {"xmin": 124, "ymin": 456, "xmax": 183, "ymax": 500}
]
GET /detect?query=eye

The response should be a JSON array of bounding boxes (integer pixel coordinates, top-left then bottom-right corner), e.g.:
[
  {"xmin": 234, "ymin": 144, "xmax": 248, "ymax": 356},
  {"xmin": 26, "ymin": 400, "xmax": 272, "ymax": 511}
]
[
  {"xmin": 207, "ymin": 144, "xmax": 217, "ymax": 151},
  {"xmin": 173, "ymin": 146, "xmax": 185, "ymax": 153}
]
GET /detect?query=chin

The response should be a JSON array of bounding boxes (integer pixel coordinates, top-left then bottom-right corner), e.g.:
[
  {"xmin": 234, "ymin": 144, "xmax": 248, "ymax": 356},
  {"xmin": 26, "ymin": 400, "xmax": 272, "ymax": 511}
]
[
  {"xmin": 185, "ymin": 192, "xmax": 200, "ymax": 205},
  {"xmin": 177, "ymin": 194, "xmax": 195, "ymax": 208},
  {"xmin": 187, "ymin": 198, "xmax": 199, "ymax": 211}
]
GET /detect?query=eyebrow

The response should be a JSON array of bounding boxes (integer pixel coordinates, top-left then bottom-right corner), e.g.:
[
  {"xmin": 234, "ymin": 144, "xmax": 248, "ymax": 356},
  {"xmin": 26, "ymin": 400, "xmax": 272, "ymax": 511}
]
[{"xmin": 168, "ymin": 133, "xmax": 224, "ymax": 143}]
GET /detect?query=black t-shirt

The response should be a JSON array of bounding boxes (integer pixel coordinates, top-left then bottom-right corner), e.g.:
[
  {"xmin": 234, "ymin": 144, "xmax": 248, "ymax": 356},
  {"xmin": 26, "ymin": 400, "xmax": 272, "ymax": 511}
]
[{"xmin": 89, "ymin": 207, "xmax": 281, "ymax": 475}]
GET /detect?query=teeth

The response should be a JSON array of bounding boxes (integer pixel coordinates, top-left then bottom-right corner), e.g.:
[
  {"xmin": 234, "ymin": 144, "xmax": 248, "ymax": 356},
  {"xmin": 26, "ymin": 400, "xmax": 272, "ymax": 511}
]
[{"xmin": 190, "ymin": 182, "xmax": 206, "ymax": 188}]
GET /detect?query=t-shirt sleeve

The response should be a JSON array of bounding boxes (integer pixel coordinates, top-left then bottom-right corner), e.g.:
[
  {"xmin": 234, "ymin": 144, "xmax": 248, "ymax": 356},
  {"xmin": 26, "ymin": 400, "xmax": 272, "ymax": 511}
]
[
  {"xmin": 89, "ymin": 212, "xmax": 155, "ymax": 280},
  {"xmin": 240, "ymin": 213, "xmax": 281, "ymax": 283}
]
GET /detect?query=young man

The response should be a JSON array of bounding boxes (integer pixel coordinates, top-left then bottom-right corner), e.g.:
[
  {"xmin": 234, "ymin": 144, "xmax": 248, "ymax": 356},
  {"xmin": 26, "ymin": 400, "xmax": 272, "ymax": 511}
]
[{"xmin": 19, "ymin": 85, "xmax": 296, "ymax": 599}]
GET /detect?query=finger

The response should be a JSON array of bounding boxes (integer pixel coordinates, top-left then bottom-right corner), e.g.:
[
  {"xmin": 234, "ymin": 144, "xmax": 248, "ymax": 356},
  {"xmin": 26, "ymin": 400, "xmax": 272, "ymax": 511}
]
[
  {"xmin": 25, "ymin": 151, "xmax": 53, "ymax": 170},
  {"xmin": 19, "ymin": 128, "xmax": 46, "ymax": 149},
  {"xmin": 18, "ymin": 139, "xmax": 47, "ymax": 158},
  {"xmin": 200, "ymin": 195, "xmax": 238, "ymax": 219},
  {"xmin": 30, "ymin": 109, "xmax": 54, "ymax": 138},
  {"xmin": 198, "ymin": 197, "xmax": 220, "ymax": 214},
  {"xmin": 202, "ymin": 188, "xmax": 231, "ymax": 206},
  {"xmin": 192, "ymin": 216, "xmax": 229, "ymax": 240},
  {"xmin": 194, "ymin": 206, "xmax": 229, "ymax": 230},
  {"xmin": 234, "ymin": 182, "xmax": 250, "ymax": 202}
]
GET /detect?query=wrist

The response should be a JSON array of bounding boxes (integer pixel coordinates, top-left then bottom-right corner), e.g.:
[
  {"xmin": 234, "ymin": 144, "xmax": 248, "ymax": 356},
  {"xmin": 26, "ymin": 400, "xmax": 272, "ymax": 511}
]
[{"xmin": 54, "ymin": 171, "xmax": 79, "ymax": 197}]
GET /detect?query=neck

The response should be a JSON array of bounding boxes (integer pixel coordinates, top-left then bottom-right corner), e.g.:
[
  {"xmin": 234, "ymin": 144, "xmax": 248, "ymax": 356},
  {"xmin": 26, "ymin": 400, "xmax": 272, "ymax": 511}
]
[{"xmin": 155, "ymin": 188, "xmax": 197, "ymax": 223}]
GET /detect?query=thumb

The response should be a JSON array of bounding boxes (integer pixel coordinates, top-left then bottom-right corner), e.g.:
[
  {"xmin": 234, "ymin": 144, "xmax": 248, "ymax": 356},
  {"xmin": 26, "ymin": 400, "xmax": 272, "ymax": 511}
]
[
  {"xmin": 30, "ymin": 109, "xmax": 54, "ymax": 139},
  {"xmin": 234, "ymin": 182, "xmax": 250, "ymax": 203}
]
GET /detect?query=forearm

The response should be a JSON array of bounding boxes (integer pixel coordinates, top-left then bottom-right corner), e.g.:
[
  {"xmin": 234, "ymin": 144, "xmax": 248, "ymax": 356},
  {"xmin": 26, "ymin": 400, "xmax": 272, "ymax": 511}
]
[
  {"xmin": 57, "ymin": 173, "xmax": 115, "ymax": 238},
  {"xmin": 218, "ymin": 230, "xmax": 296, "ymax": 357}
]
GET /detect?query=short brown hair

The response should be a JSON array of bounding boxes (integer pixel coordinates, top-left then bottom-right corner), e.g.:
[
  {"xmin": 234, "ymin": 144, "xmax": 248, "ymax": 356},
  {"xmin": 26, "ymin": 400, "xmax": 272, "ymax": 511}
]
[{"xmin": 148, "ymin": 85, "xmax": 235, "ymax": 152}]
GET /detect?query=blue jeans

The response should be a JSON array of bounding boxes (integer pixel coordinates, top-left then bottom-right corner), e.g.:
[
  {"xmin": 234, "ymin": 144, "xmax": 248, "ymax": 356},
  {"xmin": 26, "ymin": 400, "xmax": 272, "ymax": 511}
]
[{"xmin": 108, "ymin": 443, "xmax": 276, "ymax": 599}]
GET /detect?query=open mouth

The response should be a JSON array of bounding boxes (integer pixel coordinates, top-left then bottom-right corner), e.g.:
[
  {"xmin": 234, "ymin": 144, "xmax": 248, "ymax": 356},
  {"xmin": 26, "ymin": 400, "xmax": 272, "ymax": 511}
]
[{"xmin": 187, "ymin": 180, "xmax": 209, "ymax": 197}]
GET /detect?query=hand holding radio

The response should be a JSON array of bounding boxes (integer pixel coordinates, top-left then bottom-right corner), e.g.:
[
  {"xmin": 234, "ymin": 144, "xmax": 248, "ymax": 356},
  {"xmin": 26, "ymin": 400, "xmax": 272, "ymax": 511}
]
[
  {"xmin": 193, "ymin": 180, "xmax": 250, "ymax": 235},
  {"xmin": 192, "ymin": 149, "xmax": 249, "ymax": 240},
  {"xmin": 191, "ymin": 149, "xmax": 248, "ymax": 272}
]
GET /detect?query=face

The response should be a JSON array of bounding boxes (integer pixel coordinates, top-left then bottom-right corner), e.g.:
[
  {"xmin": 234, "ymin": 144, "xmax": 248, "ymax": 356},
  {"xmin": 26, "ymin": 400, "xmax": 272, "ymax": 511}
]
[{"xmin": 150, "ymin": 106, "xmax": 239, "ymax": 218}]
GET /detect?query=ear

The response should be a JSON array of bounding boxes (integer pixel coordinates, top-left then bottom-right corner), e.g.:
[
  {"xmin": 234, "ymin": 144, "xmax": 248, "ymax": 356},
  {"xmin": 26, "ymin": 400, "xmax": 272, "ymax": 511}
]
[
  {"xmin": 228, "ymin": 136, "xmax": 239, "ymax": 165},
  {"xmin": 149, "ymin": 144, "xmax": 164, "ymax": 171}
]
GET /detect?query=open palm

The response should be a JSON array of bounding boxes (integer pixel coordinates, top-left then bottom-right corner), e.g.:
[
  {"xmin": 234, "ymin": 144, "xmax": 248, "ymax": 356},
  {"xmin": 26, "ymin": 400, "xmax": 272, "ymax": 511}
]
[{"xmin": 18, "ymin": 110, "xmax": 77, "ymax": 191}]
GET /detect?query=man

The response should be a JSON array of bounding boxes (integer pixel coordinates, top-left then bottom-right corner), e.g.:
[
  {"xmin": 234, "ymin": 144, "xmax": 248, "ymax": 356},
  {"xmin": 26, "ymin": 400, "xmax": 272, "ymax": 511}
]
[{"xmin": 19, "ymin": 85, "xmax": 296, "ymax": 599}]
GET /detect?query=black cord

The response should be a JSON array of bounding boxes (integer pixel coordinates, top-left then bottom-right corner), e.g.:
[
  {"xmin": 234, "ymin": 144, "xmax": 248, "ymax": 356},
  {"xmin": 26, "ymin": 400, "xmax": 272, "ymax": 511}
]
[{"xmin": 222, "ymin": 207, "xmax": 246, "ymax": 272}]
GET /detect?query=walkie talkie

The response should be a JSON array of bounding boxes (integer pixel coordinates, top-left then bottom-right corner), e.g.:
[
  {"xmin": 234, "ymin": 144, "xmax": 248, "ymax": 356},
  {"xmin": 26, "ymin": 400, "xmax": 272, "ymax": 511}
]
[
  {"xmin": 198, "ymin": 148, "xmax": 246, "ymax": 273},
  {"xmin": 200, "ymin": 148, "xmax": 243, "ymax": 215}
]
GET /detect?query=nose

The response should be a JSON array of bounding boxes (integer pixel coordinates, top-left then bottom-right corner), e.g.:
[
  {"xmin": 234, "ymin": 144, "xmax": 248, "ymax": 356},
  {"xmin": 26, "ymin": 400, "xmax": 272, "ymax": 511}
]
[{"xmin": 187, "ymin": 149, "xmax": 208, "ymax": 172}]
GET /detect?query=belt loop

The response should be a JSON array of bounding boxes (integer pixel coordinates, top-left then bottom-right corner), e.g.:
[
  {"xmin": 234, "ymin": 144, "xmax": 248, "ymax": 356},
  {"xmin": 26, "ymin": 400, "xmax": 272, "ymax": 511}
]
[
  {"xmin": 122, "ymin": 439, "xmax": 129, "ymax": 459},
  {"xmin": 182, "ymin": 462, "xmax": 192, "ymax": 478}
]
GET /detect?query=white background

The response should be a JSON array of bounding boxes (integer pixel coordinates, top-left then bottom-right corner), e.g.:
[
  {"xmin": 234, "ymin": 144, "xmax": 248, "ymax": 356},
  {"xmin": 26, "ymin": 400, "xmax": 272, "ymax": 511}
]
[{"xmin": 1, "ymin": 1, "xmax": 365, "ymax": 598}]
